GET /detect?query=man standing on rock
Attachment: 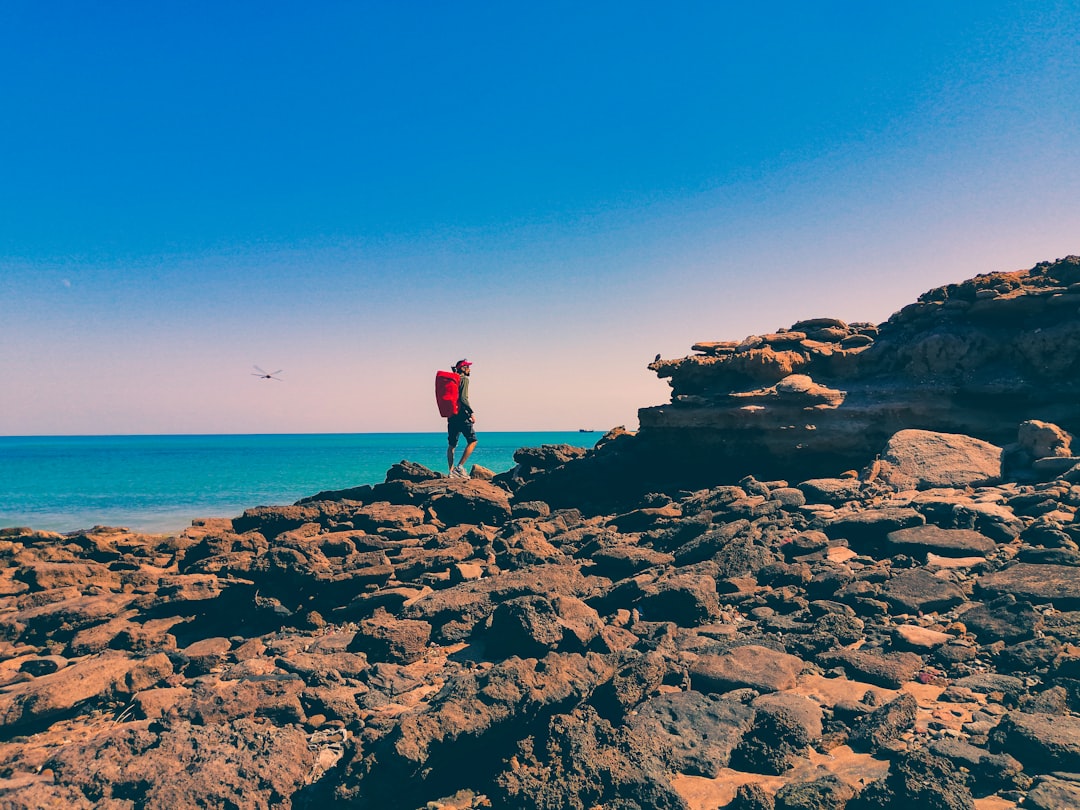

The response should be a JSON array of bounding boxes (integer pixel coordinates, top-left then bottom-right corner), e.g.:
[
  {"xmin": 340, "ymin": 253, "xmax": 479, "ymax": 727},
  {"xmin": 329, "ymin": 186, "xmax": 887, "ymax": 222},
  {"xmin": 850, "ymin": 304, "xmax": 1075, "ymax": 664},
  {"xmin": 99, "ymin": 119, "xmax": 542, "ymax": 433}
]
[{"xmin": 447, "ymin": 359, "xmax": 477, "ymax": 478}]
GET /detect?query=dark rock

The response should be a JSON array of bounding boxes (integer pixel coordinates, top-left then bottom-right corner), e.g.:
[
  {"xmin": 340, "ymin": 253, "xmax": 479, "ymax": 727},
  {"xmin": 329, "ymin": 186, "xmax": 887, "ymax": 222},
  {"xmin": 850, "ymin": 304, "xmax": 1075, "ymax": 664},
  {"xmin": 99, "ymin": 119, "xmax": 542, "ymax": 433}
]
[
  {"xmin": 879, "ymin": 568, "xmax": 967, "ymax": 614},
  {"xmin": 729, "ymin": 783, "xmax": 776, "ymax": 810},
  {"xmin": 961, "ymin": 596, "xmax": 1043, "ymax": 643},
  {"xmin": 1024, "ymin": 776, "xmax": 1080, "ymax": 810},
  {"xmin": 231, "ymin": 504, "xmax": 330, "ymax": 536},
  {"xmin": 849, "ymin": 692, "xmax": 918, "ymax": 750},
  {"xmin": 928, "ymin": 737, "xmax": 1025, "ymax": 792},
  {"xmin": 798, "ymin": 478, "xmax": 865, "ymax": 506},
  {"xmin": 624, "ymin": 690, "xmax": 754, "ymax": 777},
  {"xmin": 401, "ymin": 563, "xmax": 601, "ymax": 642},
  {"xmin": 512, "ymin": 443, "xmax": 589, "ymax": 471},
  {"xmin": 348, "ymin": 611, "xmax": 432, "ymax": 664},
  {"xmin": 731, "ymin": 693, "xmax": 821, "ymax": 775},
  {"xmin": 511, "ymin": 500, "xmax": 551, "ymax": 518},
  {"xmin": 886, "ymin": 525, "xmax": 996, "ymax": 558},
  {"xmin": 775, "ymin": 774, "xmax": 855, "ymax": 810},
  {"xmin": 384, "ymin": 460, "xmax": 442, "ymax": 483},
  {"xmin": 953, "ymin": 673, "xmax": 1027, "ymax": 706},
  {"xmin": 591, "ymin": 650, "xmax": 670, "ymax": 719},
  {"xmin": 484, "ymin": 595, "xmax": 566, "ymax": 658},
  {"xmin": 977, "ymin": 563, "xmax": 1080, "ymax": 609},
  {"xmin": 589, "ymin": 545, "xmax": 675, "ymax": 579},
  {"xmin": 634, "ymin": 573, "xmax": 721, "ymax": 625},
  {"xmin": 342, "ymin": 653, "xmax": 614, "ymax": 808},
  {"xmin": 849, "ymin": 747, "xmax": 975, "ymax": 810},
  {"xmin": 493, "ymin": 705, "xmax": 687, "ymax": 810},
  {"xmin": 422, "ymin": 480, "xmax": 513, "ymax": 526},
  {"xmin": 824, "ymin": 508, "xmax": 924, "ymax": 556},
  {"xmin": 990, "ymin": 712, "xmax": 1080, "ymax": 772},
  {"xmin": 816, "ymin": 649, "xmax": 923, "ymax": 689},
  {"xmin": 670, "ymin": 519, "xmax": 752, "ymax": 566}
]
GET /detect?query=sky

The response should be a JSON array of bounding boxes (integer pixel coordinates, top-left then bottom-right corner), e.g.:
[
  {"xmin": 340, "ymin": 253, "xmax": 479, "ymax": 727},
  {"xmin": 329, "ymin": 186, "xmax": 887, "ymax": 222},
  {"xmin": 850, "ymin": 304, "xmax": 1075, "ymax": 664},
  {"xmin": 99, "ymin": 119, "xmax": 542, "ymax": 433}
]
[{"xmin": 1, "ymin": 1, "xmax": 1078, "ymax": 435}]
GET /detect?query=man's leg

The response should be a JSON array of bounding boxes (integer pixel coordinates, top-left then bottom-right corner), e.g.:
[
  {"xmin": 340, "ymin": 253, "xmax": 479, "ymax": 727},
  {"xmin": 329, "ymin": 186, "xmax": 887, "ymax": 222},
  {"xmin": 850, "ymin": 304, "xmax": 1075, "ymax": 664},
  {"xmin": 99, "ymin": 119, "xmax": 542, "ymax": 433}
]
[
  {"xmin": 459, "ymin": 439, "xmax": 477, "ymax": 469},
  {"xmin": 447, "ymin": 419, "xmax": 458, "ymax": 473}
]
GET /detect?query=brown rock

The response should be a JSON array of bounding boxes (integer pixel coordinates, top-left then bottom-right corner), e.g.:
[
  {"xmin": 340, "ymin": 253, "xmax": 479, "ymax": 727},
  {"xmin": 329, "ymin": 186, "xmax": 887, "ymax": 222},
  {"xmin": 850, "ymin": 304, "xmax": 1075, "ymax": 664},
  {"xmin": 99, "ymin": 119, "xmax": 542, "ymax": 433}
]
[
  {"xmin": 875, "ymin": 429, "xmax": 1003, "ymax": 490},
  {"xmin": 589, "ymin": 545, "xmax": 675, "ymax": 579},
  {"xmin": 894, "ymin": 624, "xmax": 953, "ymax": 649},
  {"xmin": 1025, "ymin": 776, "xmax": 1080, "ymax": 810},
  {"xmin": 817, "ymin": 649, "xmax": 922, "ymax": 689},
  {"xmin": 43, "ymin": 718, "xmax": 312, "ymax": 809},
  {"xmin": 1018, "ymin": 419, "xmax": 1074, "ymax": 459},
  {"xmin": 976, "ymin": 563, "xmax": 1080, "ymax": 609},
  {"xmin": 186, "ymin": 677, "xmax": 305, "ymax": 725},
  {"xmin": 886, "ymin": 525, "xmax": 997, "ymax": 558},
  {"xmin": 991, "ymin": 712, "xmax": 1080, "ymax": 773},
  {"xmin": 181, "ymin": 636, "xmax": 232, "ymax": 675},
  {"xmin": 349, "ymin": 610, "xmax": 432, "ymax": 664},
  {"xmin": 690, "ymin": 645, "xmax": 805, "ymax": 694},
  {"xmin": 0, "ymin": 650, "xmax": 173, "ymax": 731},
  {"xmin": 879, "ymin": 567, "xmax": 967, "ymax": 614},
  {"xmin": 849, "ymin": 692, "xmax": 918, "ymax": 750}
]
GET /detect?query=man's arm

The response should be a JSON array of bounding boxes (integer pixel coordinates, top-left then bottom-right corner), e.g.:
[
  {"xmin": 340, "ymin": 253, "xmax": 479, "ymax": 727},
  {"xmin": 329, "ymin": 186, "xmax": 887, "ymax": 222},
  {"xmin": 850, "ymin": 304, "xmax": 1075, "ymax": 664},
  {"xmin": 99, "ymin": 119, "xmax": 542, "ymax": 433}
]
[{"xmin": 459, "ymin": 376, "xmax": 473, "ymax": 417}]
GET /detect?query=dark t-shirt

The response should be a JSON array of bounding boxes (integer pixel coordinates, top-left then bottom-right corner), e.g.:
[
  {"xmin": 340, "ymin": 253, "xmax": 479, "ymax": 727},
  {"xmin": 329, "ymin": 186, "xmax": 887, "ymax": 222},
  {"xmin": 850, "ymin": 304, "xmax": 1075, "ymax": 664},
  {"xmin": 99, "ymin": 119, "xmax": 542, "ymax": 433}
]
[{"xmin": 457, "ymin": 374, "xmax": 473, "ymax": 417}]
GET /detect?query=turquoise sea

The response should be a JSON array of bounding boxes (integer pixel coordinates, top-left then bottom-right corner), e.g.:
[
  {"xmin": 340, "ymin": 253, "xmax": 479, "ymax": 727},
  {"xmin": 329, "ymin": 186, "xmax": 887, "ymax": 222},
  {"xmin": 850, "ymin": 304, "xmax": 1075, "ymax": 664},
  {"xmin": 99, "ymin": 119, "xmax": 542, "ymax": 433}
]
[{"xmin": 0, "ymin": 432, "xmax": 596, "ymax": 535}]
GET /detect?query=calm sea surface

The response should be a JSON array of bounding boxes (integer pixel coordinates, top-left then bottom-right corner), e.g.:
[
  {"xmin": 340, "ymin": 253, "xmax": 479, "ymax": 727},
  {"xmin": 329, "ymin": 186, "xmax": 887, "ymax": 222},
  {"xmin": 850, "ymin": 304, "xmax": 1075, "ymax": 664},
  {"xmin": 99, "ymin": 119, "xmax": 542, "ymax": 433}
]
[{"xmin": 0, "ymin": 432, "xmax": 596, "ymax": 535}]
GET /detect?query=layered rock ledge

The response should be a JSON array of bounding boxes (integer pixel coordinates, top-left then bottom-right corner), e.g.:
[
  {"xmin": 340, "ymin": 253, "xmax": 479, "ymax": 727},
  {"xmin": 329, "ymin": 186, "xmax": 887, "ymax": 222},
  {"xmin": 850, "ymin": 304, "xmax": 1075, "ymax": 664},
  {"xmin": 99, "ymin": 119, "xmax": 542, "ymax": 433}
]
[{"xmin": 636, "ymin": 255, "xmax": 1080, "ymax": 485}]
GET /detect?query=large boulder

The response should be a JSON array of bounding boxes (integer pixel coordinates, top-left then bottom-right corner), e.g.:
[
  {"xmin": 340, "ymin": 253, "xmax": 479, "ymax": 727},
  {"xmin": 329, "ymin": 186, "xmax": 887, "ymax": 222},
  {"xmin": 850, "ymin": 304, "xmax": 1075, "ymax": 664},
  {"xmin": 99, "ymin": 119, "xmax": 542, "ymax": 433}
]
[{"xmin": 872, "ymin": 429, "xmax": 1003, "ymax": 490}]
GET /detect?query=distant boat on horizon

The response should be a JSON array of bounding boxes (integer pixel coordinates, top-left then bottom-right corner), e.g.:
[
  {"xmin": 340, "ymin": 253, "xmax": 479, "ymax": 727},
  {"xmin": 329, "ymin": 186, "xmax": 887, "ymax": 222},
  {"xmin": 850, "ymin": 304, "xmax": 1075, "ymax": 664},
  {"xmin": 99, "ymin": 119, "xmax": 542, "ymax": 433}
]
[{"xmin": 578, "ymin": 428, "xmax": 595, "ymax": 433}]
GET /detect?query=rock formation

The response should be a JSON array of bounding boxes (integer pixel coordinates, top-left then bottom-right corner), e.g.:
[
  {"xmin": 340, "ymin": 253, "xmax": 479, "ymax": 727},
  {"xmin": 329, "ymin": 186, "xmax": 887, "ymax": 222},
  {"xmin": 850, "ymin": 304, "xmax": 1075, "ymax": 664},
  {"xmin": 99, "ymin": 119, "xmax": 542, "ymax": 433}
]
[
  {"xmin": 637, "ymin": 255, "xmax": 1080, "ymax": 485},
  {"xmin": 2, "ymin": 257, "xmax": 1080, "ymax": 809}
]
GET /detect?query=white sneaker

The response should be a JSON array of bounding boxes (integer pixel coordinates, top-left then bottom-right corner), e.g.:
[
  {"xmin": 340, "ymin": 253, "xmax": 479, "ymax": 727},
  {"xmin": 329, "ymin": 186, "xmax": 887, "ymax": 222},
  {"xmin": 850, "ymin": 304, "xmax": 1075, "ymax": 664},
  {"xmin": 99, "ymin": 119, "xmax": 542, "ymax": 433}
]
[{"xmin": 453, "ymin": 465, "xmax": 469, "ymax": 479}]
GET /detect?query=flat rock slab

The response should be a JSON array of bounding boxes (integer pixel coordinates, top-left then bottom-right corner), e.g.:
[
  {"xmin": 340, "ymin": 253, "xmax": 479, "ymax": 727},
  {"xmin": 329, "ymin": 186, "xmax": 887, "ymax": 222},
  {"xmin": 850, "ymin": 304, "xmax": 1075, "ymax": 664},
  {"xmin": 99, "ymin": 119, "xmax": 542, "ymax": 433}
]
[
  {"xmin": 816, "ymin": 649, "xmax": 923, "ymax": 689},
  {"xmin": 824, "ymin": 508, "xmax": 924, "ymax": 555},
  {"xmin": 894, "ymin": 624, "xmax": 954, "ymax": 649},
  {"xmin": 976, "ymin": 563, "xmax": 1080, "ymax": 609},
  {"xmin": 589, "ymin": 546, "xmax": 675, "ymax": 579},
  {"xmin": 886, "ymin": 525, "xmax": 997, "ymax": 558},
  {"xmin": 879, "ymin": 568, "xmax": 967, "ymax": 614},
  {"xmin": 690, "ymin": 644, "xmax": 805, "ymax": 694},
  {"xmin": 1025, "ymin": 775, "xmax": 1080, "ymax": 810}
]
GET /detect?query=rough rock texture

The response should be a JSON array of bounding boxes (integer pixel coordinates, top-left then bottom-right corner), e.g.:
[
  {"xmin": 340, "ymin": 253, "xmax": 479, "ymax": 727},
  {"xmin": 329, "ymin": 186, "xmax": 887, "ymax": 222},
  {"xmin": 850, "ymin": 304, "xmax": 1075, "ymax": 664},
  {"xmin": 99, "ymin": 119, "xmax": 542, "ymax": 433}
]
[{"xmin": 5, "ymin": 258, "xmax": 1080, "ymax": 809}]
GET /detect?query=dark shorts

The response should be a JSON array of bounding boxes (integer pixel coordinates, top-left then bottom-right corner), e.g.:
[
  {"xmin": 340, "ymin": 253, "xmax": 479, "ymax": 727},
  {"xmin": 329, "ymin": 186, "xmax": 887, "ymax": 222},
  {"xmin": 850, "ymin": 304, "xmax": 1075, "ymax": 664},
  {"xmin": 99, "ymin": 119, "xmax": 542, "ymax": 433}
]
[{"xmin": 447, "ymin": 413, "xmax": 477, "ymax": 447}]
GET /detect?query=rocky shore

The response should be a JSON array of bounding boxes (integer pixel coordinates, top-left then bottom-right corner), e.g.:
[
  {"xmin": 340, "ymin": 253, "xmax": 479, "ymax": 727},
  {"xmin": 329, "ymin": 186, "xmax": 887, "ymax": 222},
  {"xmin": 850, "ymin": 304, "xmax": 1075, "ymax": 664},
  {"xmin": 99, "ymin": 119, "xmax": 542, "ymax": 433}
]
[{"xmin": 3, "ymin": 258, "xmax": 1080, "ymax": 809}]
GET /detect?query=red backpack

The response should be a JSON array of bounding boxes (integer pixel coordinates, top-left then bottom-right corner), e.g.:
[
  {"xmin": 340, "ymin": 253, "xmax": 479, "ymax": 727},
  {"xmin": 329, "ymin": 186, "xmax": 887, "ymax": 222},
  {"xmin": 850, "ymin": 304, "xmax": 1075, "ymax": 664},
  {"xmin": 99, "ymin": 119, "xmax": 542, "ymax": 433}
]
[{"xmin": 435, "ymin": 370, "xmax": 461, "ymax": 417}]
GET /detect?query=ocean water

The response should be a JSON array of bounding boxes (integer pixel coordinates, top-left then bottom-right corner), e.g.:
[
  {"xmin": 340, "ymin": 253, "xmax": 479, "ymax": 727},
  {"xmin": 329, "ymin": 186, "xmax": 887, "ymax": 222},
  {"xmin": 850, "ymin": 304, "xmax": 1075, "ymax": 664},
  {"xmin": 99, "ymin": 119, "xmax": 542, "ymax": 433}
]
[{"xmin": 0, "ymin": 432, "xmax": 597, "ymax": 535}]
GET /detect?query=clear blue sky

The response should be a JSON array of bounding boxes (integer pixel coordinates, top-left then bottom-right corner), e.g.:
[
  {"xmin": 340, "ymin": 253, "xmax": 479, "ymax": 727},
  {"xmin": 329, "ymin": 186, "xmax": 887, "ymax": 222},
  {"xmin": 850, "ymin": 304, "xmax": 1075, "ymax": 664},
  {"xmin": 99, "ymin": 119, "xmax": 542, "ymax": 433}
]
[{"xmin": 2, "ymin": 1, "xmax": 1078, "ymax": 434}]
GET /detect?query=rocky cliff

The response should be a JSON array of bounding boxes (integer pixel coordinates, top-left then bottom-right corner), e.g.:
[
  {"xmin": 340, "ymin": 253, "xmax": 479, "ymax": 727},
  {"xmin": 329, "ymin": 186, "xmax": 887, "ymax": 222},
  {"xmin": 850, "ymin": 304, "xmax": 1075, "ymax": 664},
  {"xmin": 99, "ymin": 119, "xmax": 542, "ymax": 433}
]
[
  {"xmin": 513, "ymin": 256, "xmax": 1080, "ymax": 511},
  {"xmin": 637, "ymin": 255, "xmax": 1080, "ymax": 483}
]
